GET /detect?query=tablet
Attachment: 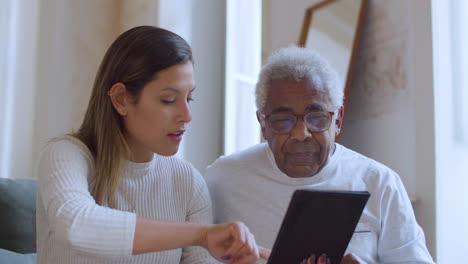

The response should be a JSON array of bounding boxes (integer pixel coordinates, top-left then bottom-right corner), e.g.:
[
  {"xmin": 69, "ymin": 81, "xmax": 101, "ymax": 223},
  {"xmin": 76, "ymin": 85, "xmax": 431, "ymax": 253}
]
[{"xmin": 267, "ymin": 189, "xmax": 370, "ymax": 264}]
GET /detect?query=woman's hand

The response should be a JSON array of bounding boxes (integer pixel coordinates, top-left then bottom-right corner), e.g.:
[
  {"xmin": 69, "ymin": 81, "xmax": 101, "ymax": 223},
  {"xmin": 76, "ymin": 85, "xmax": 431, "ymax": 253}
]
[{"xmin": 200, "ymin": 222, "xmax": 269, "ymax": 264}]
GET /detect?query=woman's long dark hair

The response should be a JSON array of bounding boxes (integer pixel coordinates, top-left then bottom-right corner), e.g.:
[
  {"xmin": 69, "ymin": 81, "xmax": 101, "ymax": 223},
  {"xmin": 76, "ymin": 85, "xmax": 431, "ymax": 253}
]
[{"xmin": 72, "ymin": 26, "xmax": 193, "ymax": 208}]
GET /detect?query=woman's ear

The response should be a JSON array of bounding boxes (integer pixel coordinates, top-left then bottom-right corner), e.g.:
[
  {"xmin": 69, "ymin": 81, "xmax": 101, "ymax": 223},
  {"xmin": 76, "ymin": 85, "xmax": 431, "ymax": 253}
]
[{"xmin": 107, "ymin": 82, "xmax": 129, "ymax": 116}]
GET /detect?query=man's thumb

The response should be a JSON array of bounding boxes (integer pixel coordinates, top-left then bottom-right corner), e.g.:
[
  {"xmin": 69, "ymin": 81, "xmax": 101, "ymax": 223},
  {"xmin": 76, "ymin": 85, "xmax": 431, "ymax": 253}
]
[{"xmin": 259, "ymin": 246, "xmax": 271, "ymax": 260}]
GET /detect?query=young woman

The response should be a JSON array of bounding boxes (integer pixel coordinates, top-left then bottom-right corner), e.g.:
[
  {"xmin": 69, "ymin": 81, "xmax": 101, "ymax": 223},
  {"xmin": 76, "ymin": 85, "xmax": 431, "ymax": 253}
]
[{"xmin": 36, "ymin": 26, "xmax": 268, "ymax": 264}]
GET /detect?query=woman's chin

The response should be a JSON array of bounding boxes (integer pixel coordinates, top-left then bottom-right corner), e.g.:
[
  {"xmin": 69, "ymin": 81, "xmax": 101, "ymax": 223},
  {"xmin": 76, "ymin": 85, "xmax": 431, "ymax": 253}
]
[{"xmin": 155, "ymin": 146, "xmax": 179, "ymax": 157}]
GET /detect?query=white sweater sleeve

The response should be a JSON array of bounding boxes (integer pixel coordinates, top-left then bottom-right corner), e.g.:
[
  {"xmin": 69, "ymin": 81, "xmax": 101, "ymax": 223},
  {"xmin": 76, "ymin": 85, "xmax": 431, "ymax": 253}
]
[
  {"xmin": 37, "ymin": 139, "xmax": 136, "ymax": 257},
  {"xmin": 180, "ymin": 167, "xmax": 218, "ymax": 264}
]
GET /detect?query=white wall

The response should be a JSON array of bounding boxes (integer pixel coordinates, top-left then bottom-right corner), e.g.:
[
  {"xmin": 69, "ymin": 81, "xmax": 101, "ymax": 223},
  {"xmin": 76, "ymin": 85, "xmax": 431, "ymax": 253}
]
[
  {"xmin": 31, "ymin": 0, "xmax": 175, "ymax": 172},
  {"xmin": 32, "ymin": 0, "xmax": 120, "ymax": 180},
  {"xmin": 263, "ymin": 0, "xmax": 436, "ymax": 258},
  {"xmin": 343, "ymin": 1, "xmax": 436, "ymax": 255},
  {"xmin": 182, "ymin": 0, "xmax": 226, "ymax": 173},
  {"xmin": 119, "ymin": 0, "xmax": 159, "ymax": 32},
  {"xmin": 4, "ymin": 0, "xmax": 224, "ymax": 179},
  {"xmin": 408, "ymin": 0, "xmax": 436, "ymax": 259}
]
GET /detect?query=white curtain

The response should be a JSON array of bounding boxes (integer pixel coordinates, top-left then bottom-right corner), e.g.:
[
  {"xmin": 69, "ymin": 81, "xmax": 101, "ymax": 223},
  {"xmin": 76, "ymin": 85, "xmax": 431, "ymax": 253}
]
[
  {"xmin": 432, "ymin": 0, "xmax": 468, "ymax": 262},
  {"xmin": 0, "ymin": 0, "xmax": 16, "ymax": 178},
  {"xmin": 0, "ymin": 0, "xmax": 39, "ymax": 179}
]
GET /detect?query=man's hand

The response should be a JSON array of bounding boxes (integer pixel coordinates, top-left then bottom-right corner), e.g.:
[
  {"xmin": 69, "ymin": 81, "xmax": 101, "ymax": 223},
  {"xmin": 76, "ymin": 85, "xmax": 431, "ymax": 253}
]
[
  {"xmin": 259, "ymin": 247, "xmax": 271, "ymax": 260},
  {"xmin": 340, "ymin": 253, "xmax": 360, "ymax": 264},
  {"xmin": 299, "ymin": 253, "xmax": 360, "ymax": 264},
  {"xmin": 300, "ymin": 254, "xmax": 330, "ymax": 264}
]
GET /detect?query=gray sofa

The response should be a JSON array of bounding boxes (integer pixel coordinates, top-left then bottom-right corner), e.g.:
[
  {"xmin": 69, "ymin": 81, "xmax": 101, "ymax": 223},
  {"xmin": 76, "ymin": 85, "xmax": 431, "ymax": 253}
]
[{"xmin": 0, "ymin": 178, "xmax": 37, "ymax": 263}]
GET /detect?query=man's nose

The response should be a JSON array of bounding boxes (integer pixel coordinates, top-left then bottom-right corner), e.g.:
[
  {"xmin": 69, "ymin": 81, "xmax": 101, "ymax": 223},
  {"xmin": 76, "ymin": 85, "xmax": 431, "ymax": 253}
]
[{"xmin": 290, "ymin": 118, "xmax": 312, "ymax": 141}]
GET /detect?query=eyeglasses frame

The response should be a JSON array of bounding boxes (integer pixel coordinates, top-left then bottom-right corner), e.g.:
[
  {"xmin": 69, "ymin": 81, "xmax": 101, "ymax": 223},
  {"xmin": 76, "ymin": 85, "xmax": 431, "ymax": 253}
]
[{"xmin": 260, "ymin": 111, "xmax": 335, "ymax": 134}]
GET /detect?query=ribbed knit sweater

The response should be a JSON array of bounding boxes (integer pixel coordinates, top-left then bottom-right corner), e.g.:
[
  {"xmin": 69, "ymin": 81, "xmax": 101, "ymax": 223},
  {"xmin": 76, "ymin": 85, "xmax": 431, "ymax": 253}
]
[{"xmin": 36, "ymin": 136, "xmax": 216, "ymax": 264}]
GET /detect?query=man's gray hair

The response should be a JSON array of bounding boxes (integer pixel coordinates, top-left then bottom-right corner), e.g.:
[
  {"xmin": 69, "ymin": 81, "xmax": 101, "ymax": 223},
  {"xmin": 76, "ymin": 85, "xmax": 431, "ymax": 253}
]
[{"xmin": 255, "ymin": 45, "xmax": 344, "ymax": 112}]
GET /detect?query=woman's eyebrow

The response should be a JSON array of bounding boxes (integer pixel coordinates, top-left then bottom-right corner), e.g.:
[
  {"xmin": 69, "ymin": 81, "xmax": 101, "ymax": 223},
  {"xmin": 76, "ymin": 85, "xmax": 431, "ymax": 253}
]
[
  {"xmin": 161, "ymin": 87, "xmax": 179, "ymax": 93},
  {"xmin": 161, "ymin": 87, "xmax": 196, "ymax": 93}
]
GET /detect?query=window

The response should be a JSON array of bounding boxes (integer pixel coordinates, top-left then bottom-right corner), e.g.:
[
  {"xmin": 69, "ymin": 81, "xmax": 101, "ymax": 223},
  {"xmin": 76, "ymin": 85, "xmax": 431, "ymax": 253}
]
[
  {"xmin": 452, "ymin": 0, "xmax": 468, "ymax": 144},
  {"xmin": 224, "ymin": 0, "xmax": 262, "ymax": 155},
  {"xmin": 433, "ymin": 0, "xmax": 468, "ymax": 261}
]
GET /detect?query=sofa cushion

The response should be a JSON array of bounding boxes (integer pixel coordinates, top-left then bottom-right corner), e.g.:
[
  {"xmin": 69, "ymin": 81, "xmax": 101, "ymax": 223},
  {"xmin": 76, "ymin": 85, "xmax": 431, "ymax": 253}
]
[{"xmin": 0, "ymin": 178, "xmax": 37, "ymax": 253}]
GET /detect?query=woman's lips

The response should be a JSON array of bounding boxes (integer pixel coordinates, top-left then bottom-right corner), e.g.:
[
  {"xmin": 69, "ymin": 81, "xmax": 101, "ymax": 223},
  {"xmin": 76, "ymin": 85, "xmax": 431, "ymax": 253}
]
[{"xmin": 167, "ymin": 130, "xmax": 185, "ymax": 142}]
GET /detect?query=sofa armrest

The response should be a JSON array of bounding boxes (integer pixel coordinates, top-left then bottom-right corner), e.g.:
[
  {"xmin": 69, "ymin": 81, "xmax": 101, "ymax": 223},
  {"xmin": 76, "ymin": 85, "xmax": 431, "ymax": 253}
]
[
  {"xmin": 0, "ymin": 178, "xmax": 37, "ymax": 254},
  {"xmin": 0, "ymin": 249, "xmax": 36, "ymax": 264}
]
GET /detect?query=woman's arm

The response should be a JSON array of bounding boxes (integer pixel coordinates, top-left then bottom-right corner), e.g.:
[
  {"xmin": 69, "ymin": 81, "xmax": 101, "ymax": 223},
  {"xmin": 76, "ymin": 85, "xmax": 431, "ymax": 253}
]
[
  {"xmin": 37, "ymin": 139, "xmax": 136, "ymax": 257},
  {"xmin": 133, "ymin": 168, "xmax": 262, "ymax": 263},
  {"xmin": 134, "ymin": 218, "xmax": 261, "ymax": 264},
  {"xmin": 133, "ymin": 217, "xmax": 207, "ymax": 254}
]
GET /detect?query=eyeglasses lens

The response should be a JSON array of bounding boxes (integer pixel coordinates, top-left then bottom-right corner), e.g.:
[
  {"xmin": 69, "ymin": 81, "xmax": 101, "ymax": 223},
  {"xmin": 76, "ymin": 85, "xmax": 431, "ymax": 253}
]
[{"xmin": 269, "ymin": 112, "xmax": 331, "ymax": 133}]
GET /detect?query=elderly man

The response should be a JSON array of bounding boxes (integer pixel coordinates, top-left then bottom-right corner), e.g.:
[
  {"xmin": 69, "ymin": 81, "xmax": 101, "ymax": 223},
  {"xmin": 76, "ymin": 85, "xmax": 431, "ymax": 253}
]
[{"xmin": 205, "ymin": 46, "xmax": 434, "ymax": 263}]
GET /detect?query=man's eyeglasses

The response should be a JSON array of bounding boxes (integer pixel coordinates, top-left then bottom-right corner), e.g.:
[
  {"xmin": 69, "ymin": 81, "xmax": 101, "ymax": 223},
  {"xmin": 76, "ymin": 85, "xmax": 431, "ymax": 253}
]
[{"xmin": 260, "ymin": 111, "xmax": 335, "ymax": 134}]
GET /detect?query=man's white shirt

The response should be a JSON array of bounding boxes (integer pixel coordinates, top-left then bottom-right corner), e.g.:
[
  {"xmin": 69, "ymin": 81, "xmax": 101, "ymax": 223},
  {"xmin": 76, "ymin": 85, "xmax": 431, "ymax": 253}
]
[{"xmin": 205, "ymin": 142, "xmax": 434, "ymax": 264}]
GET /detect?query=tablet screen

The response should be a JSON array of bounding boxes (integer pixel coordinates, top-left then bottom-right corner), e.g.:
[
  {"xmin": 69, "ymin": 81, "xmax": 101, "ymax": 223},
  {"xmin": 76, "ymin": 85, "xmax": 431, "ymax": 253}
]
[{"xmin": 267, "ymin": 189, "xmax": 370, "ymax": 264}]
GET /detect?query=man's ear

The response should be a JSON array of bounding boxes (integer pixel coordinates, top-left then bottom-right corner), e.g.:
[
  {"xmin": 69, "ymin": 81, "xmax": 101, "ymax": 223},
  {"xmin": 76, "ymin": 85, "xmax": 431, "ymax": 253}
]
[
  {"xmin": 108, "ymin": 82, "xmax": 129, "ymax": 117},
  {"xmin": 256, "ymin": 111, "xmax": 267, "ymax": 140},
  {"xmin": 335, "ymin": 106, "xmax": 345, "ymax": 136}
]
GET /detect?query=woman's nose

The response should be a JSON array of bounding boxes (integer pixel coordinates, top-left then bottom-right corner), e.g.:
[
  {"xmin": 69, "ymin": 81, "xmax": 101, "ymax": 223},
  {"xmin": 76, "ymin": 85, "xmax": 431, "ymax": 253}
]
[{"xmin": 178, "ymin": 101, "xmax": 192, "ymax": 123}]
